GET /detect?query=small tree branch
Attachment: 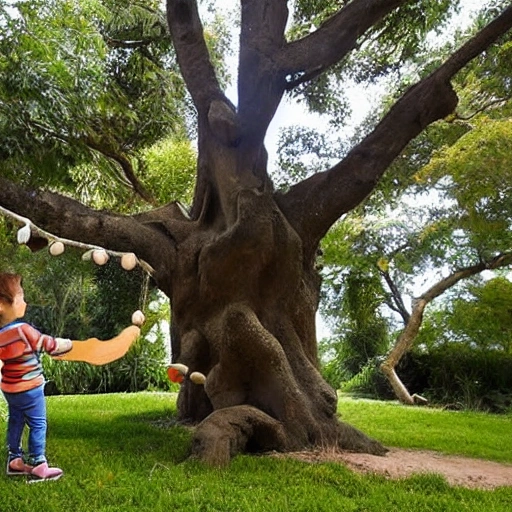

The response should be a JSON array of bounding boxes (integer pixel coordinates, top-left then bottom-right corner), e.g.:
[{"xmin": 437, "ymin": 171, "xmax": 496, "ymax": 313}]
[
  {"xmin": 454, "ymin": 95, "xmax": 512, "ymax": 121},
  {"xmin": 83, "ymin": 136, "xmax": 156, "ymax": 204},
  {"xmin": 24, "ymin": 119, "xmax": 155, "ymax": 204},
  {"xmin": 418, "ymin": 253, "xmax": 512, "ymax": 304},
  {"xmin": 105, "ymin": 36, "xmax": 165, "ymax": 49},
  {"xmin": 383, "ymin": 298, "xmax": 404, "ymax": 318},
  {"xmin": 379, "ymin": 269, "xmax": 410, "ymax": 324}
]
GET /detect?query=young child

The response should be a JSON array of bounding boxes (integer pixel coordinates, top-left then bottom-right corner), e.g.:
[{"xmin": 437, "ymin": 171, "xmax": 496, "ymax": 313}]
[{"xmin": 0, "ymin": 272, "xmax": 72, "ymax": 482}]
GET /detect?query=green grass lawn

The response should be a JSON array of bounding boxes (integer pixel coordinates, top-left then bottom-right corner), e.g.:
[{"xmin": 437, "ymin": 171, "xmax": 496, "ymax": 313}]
[
  {"xmin": 1, "ymin": 392, "xmax": 511, "ymax": 511},
  {"xmin": 338, "ymin": 395, "xmax": 512, "ymax": 463}
]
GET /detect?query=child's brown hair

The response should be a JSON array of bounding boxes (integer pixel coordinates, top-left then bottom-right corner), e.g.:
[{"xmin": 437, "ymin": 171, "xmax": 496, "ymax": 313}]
[{"xmin": 0, "ymin": 273, "xmax": 23, "ymax": 305}]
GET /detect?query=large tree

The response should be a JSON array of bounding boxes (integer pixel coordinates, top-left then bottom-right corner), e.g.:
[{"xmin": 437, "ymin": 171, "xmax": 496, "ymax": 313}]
[{"xmin": 1, "ymin": 0, "xmax": 512, "ymax": 465}]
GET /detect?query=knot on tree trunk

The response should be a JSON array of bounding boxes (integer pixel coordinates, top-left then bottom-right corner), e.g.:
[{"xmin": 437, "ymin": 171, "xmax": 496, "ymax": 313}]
[{"xmin": 413, "ymin": 77, "xmax": 458, "ymax": 129}]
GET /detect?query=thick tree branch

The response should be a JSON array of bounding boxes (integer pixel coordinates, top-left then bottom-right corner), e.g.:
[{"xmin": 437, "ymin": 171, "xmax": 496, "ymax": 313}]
[
  {"xmin": 0, "ymin": 176, "xmax": 175, "ymax": 281},
  {"xmin": 438, "ymin": 4, "xmax": 512, "ymax": 80},
  {"xmin": 166, "ymin": 0, "xmax": 252, "ymax": 215},
  {"xmin": 166, "ymin": 0, "xmax": 228, "ymax": 115},
  {"xmin": 279, "ymin": 0, "xmax": 406, "ymax": 89},
  {"xmin": 277, "ymin": 73, "xmax": 458, "ymax": 251},
  {"xmin": 278, "ymin": 5, "xmax": 512, "ymax": 252},
  {"xmin": 237, "ymin": 0, "xmax": 289, "ymax": 143}
]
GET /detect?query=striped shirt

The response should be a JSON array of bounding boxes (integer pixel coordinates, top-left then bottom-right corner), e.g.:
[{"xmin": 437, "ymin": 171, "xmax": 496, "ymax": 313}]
[{"xmin": 0, "ymin": 321, "xmax": 58, "ymax": 393}]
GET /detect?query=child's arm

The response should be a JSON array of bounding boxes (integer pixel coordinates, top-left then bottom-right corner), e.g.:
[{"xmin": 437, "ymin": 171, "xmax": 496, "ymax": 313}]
[
  {"xmin": 20, "ymin": 324, "xmax": 72, "ymax": 356},
  {"xmin": 52, "ymin": 337, "xmax": 73, "ymax": 355},
  {"xmin": 52, "ymin": 325, "xmax": 141, "ymax": 365}
]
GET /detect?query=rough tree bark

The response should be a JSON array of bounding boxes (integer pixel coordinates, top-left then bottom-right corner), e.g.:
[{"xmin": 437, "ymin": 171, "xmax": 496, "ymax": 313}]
[{"xmin": 1, "ymin": 1, "xmax": 512, "ymax": 465}]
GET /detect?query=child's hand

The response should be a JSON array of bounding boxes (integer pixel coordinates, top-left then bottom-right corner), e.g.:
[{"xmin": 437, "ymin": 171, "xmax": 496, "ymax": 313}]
[{"xmin": 51, "ymin": 337, "xmax": 73, "ymax": 356}]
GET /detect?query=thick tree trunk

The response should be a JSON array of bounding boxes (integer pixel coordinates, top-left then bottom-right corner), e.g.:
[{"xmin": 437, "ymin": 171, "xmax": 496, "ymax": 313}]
[{"xmin": 164, "ymin": 186, "xmax": 386, "ymax": 464}]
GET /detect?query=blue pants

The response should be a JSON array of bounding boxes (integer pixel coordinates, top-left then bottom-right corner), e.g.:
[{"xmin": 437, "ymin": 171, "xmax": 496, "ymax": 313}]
[{"xmin": 3, "ymin": 385, "xmax": 47, "ymax": 465}]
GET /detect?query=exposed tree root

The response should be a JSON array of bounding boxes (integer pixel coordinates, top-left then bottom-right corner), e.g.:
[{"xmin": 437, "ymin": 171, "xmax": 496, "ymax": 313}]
[
  {"xmin": 191, "ymin": 405, "xmax": 287, "ymax": 466},
  {"xmin": 190, "ymin": 404, "xmax": 387, "ymax": 466}
]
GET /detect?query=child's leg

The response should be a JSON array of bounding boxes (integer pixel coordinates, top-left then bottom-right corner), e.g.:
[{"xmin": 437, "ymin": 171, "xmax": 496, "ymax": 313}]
[
  {"xmin": 4, "ymin": 385, "xmax": 63, "ymax": 481},
  {"xmin": 22, "ymin": 385, "xmax": 47, "ymax": 466},
  {"xmin": 2, "ymin": 391, "xmax": 26, "ymax": 461}
]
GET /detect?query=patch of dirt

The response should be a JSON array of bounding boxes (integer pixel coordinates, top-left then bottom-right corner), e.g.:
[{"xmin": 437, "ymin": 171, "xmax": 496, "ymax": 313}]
[{"xmin": 272, "ymin": 448, "xmax": 512, "ymax": 490}]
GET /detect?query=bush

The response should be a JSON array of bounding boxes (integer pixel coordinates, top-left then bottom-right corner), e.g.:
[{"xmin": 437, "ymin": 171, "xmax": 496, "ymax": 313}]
[
  {"xmin": 335, "ymin": 346, "xmax": 512, "ymax": 413},
  {"xmin": 406, "ymin": 346, "xmax": 512, "ymax": 412},
  {"xmin": 339, "ymin": 357, "xmax": 395, "ymax": 399},
  {"xmin": 10, "ymin": 249, "xmax": 177, "ymax": 394}
]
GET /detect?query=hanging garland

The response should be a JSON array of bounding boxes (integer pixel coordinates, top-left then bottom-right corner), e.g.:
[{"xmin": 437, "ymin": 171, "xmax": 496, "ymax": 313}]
[{"xmin": 0, "ymin": 205, "xmax": 155, "ymax": 275}]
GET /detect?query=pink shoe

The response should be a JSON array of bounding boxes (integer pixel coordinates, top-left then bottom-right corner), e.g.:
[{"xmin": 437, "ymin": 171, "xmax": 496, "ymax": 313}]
[
  {"xmin": 28, "ymin": 462, "xmax": 63, "ymax": 482},
  {"xmin": 6, "ymin": 457, "xmax": 33, "ymax": 476}
]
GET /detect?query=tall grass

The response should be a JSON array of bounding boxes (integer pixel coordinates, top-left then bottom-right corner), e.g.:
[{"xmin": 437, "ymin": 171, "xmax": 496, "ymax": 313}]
[{"xmin": 0, "ymin": 393, "xmax": 511, "ymax": 511}]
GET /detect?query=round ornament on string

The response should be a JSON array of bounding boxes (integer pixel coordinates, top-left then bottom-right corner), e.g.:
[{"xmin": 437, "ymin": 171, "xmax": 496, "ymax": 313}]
[
  {"xmin": 92, "ymin": 249, "xmax": 109, "ymax": 266},
  {"xmin": 49, "ymin": 241, "xmax": 65, "ymax": 256},
  {"xmin": 121, "ymin": 253, "xmax": 137, "ymax": 271},
  {"xmin": 131, "ymin": 310, "xmax": 145, "ymax": 326}
]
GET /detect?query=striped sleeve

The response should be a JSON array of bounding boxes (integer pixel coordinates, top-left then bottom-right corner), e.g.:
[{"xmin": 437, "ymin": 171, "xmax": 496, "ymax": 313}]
[{"xmin": 19, "ymin": 323, "xmax": 58, "ymax": 354}]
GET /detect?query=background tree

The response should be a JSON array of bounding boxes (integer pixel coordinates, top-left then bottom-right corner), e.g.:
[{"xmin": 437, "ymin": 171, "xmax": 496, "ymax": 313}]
[
  {"xmin": 1, "ymin": 0, "xmax": 512, "ymax": 465},
  {"xmin": 411, "ymin": 276, "xmax": 512, "ymax": 354},
  {"xmin": 0, "ymin": 0, "xmax": 209, "ymax": 206},
  {"xmin": 443, "ymin": 278, "xmax": 512, "ymax": 354},
  {"xmin": 318, "ymin": 7, "xmax": 512, "ymax": 405},
  {"xmin": 0, "ymin": 0, "xmax": 200, "ymax": 392}
]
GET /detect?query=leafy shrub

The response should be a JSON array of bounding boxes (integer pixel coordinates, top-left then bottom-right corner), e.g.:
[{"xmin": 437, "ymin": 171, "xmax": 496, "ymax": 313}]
[
  {"xmin": 409, "ymin": 346, "xmax": 512, "ymax": 412},
  {"xmin": 11, "ymin": 248, "xmax": 175, "ymax": 394},
  {"xmin": 320, "ymin": 354, "xmax": 346, "ymax": 390},
  {"xmin": 339, "ymin": 357, "xmax": 395, "ymax": 399},
  {"xmin": 334, "ymin": 346, "xmax": 512, "ymax": 413}
]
